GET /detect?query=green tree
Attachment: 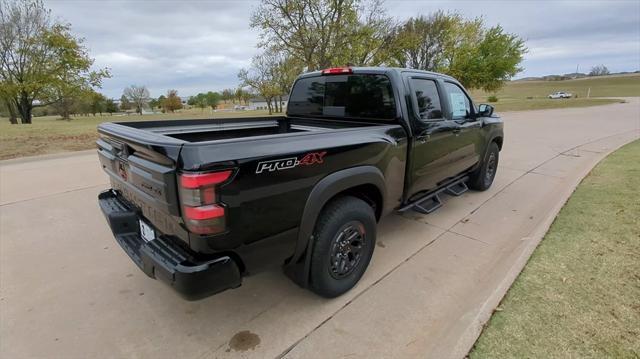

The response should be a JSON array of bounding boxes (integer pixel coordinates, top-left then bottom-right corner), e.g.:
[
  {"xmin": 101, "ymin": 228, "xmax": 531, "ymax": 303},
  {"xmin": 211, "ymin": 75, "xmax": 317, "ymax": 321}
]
[
  {"xmin": 119, "ymin": 94, "xmax": 131, "ymax": 111},
  {"xmin": 189, "ymin": 93, "xmax": 207, "ymax": 111},
  {"xmin": 0, "ymin": 84, "xmax": 18, "ymax": 124},
  {"xmin": 205, "ymin": 91, "xmax": 220, "ymax": 110},
  {"xmin": 87, "ymin": 91, "xmax": 106, "ymax": 116},
  {"xmin": 390, "ymin": 12, "xmax": 526, "ymax": 92},
  {"xmin": 123, "ymin": 85, "xmax": 150, "ymax": 115},
  {"xmin": 104, "ymin": 99, "xmax": 117, "ymax": 115},
  {"xmin": 0, "ymin": 0, "xmax": 109, "ymax": 124},
  {"xmin": 221, "ymin": 88, "xmax": 234, "ymax": 103},
  {"xmin": 148, "ymin": 98, "xmax": 159, "ymax": 110},
  {"xmin": 446, "ymin": 24, "xmax": 526, "ymax": 92},
  {"xmin": 156, "ymin": 95, "xmax": 166, "ymax": 111},
  {"xmin": 56, "ymin": 94, "xmax": 76, "ymax": 118},
  {"xmin": 388, "ymin": 12, "xmax": 458, "ymax": 70}
]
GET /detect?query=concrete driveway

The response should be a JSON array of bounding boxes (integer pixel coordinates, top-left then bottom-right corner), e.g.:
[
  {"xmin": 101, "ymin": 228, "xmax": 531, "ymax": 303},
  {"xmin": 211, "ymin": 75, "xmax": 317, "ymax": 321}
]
[{"xmin": 1, "ymin": 99, "xmax": 638, "ymax": 359}]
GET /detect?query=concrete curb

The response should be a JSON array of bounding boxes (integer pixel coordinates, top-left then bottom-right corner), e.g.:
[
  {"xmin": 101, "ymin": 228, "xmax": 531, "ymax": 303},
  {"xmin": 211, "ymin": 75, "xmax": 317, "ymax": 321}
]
[{"xmin": 452, "ymin": 134, "xmax": 639, "ymax": 358}]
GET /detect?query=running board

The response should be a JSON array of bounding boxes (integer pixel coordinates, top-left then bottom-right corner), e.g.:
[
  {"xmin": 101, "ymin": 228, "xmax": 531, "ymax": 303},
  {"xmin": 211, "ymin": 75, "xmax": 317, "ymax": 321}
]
[
  {"xmin": 399, "ymin": 175, "xmax": 469, "ymax": 215},
  {"xmin": 445, "ymin": 181, "xmax": 468, "ymax": 196},
  {"xmin": 413, "ymin": 194, "xmax": 443, "ymax": 214}
]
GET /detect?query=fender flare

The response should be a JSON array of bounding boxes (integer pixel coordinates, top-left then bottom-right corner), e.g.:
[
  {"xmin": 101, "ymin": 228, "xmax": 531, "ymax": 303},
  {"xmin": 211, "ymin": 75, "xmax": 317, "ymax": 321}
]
[{"xmin": 284, "ymin": 166, "xmax": 386, "ymax": 287}]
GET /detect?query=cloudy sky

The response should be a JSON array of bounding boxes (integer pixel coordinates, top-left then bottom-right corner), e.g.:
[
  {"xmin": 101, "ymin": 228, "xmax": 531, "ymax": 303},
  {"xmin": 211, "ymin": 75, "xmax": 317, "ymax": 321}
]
[{"xmin": 46, "ymin": 0, "xmax": 640, "ymax": 98}]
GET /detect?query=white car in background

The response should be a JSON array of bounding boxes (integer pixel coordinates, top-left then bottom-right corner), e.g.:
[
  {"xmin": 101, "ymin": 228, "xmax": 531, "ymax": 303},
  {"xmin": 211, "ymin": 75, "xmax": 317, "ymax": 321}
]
[{"xmin": 548, "ymin": 91, "xmax": 572, "ymax": 99}]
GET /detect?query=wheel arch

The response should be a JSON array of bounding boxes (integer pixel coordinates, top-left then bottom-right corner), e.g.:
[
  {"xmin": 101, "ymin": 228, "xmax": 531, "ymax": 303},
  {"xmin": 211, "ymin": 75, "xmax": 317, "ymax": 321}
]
[
  {"xmin": 284, "ymin": 166, "xmax": 386, "ymax": 287},
  {"xmin": 493, "ymin": 135, "xmax": 503, "ymax": 150}
]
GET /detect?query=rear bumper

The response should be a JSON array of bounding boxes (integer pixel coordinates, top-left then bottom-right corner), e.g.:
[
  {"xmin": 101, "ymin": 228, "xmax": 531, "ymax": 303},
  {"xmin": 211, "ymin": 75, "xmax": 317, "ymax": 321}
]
[{"xmin": 98, "ymin": 190, "xmax": 242, "ymax": 300}]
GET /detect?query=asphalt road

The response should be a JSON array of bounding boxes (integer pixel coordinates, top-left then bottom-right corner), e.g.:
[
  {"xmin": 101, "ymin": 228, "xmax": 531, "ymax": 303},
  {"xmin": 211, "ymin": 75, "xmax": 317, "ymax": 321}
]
[{"xmin": 1, "ymin": 99, "xmax": 638, "ymax": 359}]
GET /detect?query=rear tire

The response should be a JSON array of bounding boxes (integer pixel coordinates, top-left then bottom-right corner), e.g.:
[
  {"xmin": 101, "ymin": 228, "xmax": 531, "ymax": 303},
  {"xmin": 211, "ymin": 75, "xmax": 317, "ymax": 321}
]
[
  {"xmin": 309, "ymin": 196, "xmax": 376, "ymax": 298},
  {"xmin": 469, "ymin": 142, "xmax": 500, "ymax": 191}
]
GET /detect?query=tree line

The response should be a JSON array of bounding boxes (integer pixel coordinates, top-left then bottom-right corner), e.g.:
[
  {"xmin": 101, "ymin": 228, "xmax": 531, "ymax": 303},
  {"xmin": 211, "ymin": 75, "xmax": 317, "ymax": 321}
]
[
  {"xmin": 117, "ymin": 85, "xmax": 254, "ymax": 115},
  {"xmin": 239, "ymin": 0, "xmax": 528, "ymax": 114},
  {"xmin": 2, "ymin": 0, "xmax": 530, "ymax": 122}
]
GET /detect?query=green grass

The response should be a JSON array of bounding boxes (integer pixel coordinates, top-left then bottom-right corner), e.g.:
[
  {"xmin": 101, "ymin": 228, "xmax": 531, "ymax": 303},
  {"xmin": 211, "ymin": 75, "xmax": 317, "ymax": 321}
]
[
  {"xmin": 470, "ymin": 73, "xmax": 640, "ymax": 112},
  {"xmin": 0, "ymin": 109, "xmax": 273, "ymax": 160},
  {"xmin": 470, "ymin": 140, "xmax": 640, "ymax": 359},
  {"xmin": 482, "ymin": 98, "xmax": 622, "ymax": 112}
]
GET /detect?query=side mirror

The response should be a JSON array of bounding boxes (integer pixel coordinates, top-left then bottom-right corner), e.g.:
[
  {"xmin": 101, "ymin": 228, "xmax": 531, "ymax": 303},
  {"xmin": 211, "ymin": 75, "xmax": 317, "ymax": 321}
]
[{"xmin": 477, "ymin": 104, "xmax": 494, "ymax": 117}]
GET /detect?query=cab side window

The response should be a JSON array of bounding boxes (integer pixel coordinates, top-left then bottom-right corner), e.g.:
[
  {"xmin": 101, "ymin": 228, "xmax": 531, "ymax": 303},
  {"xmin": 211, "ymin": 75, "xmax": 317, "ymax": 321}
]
[
  {"xmin": 409, "ymin": 78, "xmax": 443, "ymax": 120},
  {"xmin": 444, "ymin": 82, "xmax": 472, "ymax": 120}
]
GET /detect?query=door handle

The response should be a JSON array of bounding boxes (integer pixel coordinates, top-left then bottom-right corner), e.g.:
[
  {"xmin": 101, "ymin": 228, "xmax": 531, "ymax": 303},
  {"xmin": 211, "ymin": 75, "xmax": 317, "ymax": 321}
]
[{"xmin": 417, "ymin": 134, "xmax": 429, "ymax": 144}]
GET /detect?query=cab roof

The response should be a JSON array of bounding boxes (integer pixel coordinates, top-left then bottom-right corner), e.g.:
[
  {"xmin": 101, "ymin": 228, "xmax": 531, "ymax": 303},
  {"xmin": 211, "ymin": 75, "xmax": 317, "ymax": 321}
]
[{"xmin": 298, "ymin": 66, "xmax": 457, "ymax": 82}]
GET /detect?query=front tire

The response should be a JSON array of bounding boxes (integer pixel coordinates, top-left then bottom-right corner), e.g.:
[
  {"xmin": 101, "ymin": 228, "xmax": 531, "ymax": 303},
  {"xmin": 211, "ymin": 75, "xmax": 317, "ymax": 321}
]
[
  {"xmin": 309, "ymin": 196, "xmax": 376, "ymax": 298},
  {"xmin": 469, "ymin": 142, "xmax": 500, "ymax": 191}
]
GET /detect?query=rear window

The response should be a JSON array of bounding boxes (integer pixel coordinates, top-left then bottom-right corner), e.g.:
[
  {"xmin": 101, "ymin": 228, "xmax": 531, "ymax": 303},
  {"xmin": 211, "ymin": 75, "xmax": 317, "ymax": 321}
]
[{"xmin": 287, "ymin": 74, "xmax": 396, "ymax": 120}]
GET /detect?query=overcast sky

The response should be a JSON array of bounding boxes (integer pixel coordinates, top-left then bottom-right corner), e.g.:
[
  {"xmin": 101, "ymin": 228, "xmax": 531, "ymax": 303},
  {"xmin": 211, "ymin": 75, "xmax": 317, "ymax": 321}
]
[{"xmin": 46, "ymin": 0, "xmax": 640, "ymax": 98}]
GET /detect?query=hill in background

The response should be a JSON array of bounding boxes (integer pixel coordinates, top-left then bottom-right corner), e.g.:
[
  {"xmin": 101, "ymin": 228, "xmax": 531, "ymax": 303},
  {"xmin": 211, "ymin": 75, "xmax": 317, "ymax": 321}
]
[
  {"xmin": 473, "ymin": 73, "xmax": 640, "ymax": 100},
  {"xmin": 515, "ymin": 71, "xmax": 640, "ymax": 82}
]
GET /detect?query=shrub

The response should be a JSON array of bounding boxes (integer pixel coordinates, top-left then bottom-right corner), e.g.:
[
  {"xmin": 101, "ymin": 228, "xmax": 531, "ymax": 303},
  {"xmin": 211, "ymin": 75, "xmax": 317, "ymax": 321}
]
[{"xmin": 487, "ymin": 95, "xmax": 498, "ymax": 103}]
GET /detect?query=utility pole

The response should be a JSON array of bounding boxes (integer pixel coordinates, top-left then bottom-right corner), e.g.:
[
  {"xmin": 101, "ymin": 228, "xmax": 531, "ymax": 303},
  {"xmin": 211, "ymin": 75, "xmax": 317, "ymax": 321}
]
[{"xmin": 575, "ymin": 64, "xmax": 579, "ymax": 78}]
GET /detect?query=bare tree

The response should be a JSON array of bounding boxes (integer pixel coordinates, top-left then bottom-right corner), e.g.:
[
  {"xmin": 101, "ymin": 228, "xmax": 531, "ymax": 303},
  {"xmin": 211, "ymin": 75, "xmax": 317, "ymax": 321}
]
[
  {"xmin": 123, "ymin": 85, "xmax": 150, "ymax": 115},
  {"xmin": 272, "ymin": 52, "xmax": 303, "ymax": 112},
  {"xmin": 251, "ymin": 0, "xmax": 393, "ymax": 70},
  {"xmin": 589, "ymin": 64, "xmax": 610, "ymax": 76},
  {"xmin": 238, "ymin": 53, "xmax": 280, "ymax": 114}
]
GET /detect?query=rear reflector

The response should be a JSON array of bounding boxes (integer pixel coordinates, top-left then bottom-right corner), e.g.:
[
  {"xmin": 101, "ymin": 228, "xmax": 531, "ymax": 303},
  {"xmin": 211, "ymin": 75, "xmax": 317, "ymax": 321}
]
[
  {"xmin": 180, "ymin": 170, "xmax": 232, "ymax": 189},
  {"xmin": 321, "ymin": 67, "xmax": 353, "ymax": 75},
  {"xmin": 183, "ymin": 204, "xmax": 225, "ymax": 220}
]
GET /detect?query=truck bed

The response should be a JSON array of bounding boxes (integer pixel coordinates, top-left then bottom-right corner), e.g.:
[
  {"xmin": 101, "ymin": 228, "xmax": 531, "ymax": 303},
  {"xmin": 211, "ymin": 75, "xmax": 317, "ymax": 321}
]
[{"xmin": 106, "ymin": 116, "xmax": 382, "ymax": 143}]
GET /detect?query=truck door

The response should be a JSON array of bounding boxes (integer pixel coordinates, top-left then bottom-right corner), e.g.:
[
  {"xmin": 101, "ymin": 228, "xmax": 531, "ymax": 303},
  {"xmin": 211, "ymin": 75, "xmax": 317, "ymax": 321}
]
[
  {"xmin": 406, "ymin": 77, "xmax": 464, "ymax": 198},
  {"xmin": 442, "ymin": 81, "xmax": 483, "ymax": 175}
]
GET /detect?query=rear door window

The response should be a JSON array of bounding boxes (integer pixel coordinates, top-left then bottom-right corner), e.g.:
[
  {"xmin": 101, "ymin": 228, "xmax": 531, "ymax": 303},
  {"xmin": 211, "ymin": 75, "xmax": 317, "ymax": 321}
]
[
  {"xmin": 288, "ymin": 74, "xmax": 397, "ymax": 120},
  {"xmin": 409, "ymin": 78, "xmax": 443, "ymax": 120}
]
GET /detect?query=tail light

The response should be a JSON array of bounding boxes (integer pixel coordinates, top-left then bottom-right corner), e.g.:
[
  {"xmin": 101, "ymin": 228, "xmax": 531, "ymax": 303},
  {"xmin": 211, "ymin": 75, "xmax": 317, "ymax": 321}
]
[
  {"xmin": 321, "ymin": 67, "xmax": 353, "ymax": 75},
  {"xmin": 178, "ymin": 170, "xmax": 233, "ymax": 235}
]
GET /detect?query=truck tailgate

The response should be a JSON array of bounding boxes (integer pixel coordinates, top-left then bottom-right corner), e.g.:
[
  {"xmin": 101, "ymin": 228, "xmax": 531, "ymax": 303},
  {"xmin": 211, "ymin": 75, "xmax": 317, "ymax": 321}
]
[{"xmin": 97, "ymin": 123, "xmax": 186, "ymax": 238}]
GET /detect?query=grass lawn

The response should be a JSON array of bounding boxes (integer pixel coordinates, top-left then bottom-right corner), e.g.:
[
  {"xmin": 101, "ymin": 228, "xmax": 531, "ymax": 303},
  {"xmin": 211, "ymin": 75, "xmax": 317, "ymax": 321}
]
[
  {"xmin": 470, "ymin": 140, "xmax": 640, "ymax": 359},
  {"xmin": 470, "ymin": 73, "xmax": 639, "ymax": 112},
  {"xmin": 482, "ymin": 98, "xmax": 622, "ymax": 112},
  {"xmin": 0, "ymin": 109, "xmax": 273, "ymax": 160}
]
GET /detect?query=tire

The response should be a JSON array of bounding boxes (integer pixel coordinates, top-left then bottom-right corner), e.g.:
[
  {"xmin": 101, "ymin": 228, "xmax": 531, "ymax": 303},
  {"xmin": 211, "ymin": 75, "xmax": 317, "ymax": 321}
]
[
  {"xmin": 469, "ymin": 141, "xmax": 500, "ymax": 191},
  {"xmin": 309, "ymin": 196, "xmax": 377, "ymax": 298}
]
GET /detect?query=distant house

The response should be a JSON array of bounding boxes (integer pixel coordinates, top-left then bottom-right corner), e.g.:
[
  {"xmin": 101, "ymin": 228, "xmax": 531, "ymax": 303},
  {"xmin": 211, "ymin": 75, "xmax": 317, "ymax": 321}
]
[{"xmin": 248, "ymin": 95, "xmax": 289, "ymax": 111}]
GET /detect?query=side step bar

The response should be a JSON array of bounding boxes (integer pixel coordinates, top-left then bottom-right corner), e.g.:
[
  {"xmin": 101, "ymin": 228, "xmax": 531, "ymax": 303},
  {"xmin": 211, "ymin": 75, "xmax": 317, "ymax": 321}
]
[{"xmin": 399, "ymin": 175, "xmax": 469, "ymax": 215}]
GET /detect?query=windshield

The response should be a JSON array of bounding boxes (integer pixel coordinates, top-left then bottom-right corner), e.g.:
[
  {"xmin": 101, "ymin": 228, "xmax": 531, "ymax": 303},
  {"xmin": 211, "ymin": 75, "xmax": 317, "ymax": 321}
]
[{"xmin": 287, "ymin": 74, "xmax": 397, "ymax": 120}]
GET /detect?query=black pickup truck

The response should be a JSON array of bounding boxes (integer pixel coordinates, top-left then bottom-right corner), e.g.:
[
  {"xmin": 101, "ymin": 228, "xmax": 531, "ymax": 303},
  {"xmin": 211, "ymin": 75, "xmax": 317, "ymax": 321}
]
[{"xmin": 97, "ymin": 67, "xmax": 503, "ymax": 300}]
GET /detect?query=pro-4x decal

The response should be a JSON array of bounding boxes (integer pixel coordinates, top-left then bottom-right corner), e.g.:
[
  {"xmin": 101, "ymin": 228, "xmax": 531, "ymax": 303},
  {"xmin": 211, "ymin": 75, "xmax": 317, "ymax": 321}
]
[{"xmin": 256, "ymin": 151, "xmax": 327, "ymax": 174}]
